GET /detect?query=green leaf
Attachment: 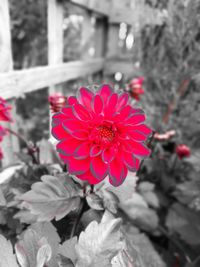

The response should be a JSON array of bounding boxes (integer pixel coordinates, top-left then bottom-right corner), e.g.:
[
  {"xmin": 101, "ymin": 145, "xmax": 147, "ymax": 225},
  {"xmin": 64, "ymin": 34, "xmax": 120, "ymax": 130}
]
[
  {"xmin": 173, "ymin": 181, "xmax": 200, "ymax": 209},
  {"xmin": 76, "ymin": 211, "xmax": 123, "ymax": 267},
  {"xmin": 59, "ymin": 237, "xmax": 77, "ymax": 265},
  {"xmin": 29, "ymin": 222, "xmax": 61, "ymax": 267},
  {"xmin": 166, "ymin": 203, "xmax": 200, "ymax": 245},
  {"xmin": 0, "ymin": 235, "xmax": 19, "ymax": 267},
  {"xmin": 96, "ymin": 172, "xmax": 138, "ymax": 204},
  {"xmin": 18, "ymin": 174, "xmax": 81, "ymax": 221},
  {"xmin": 97, "ymin": 189, "xmax": 119, "ymax": 214},
  {"xmin": 125, "ymin": 232, "xmax": 166, "ymax": 267},
  {"xmin": 86, "ymin": 193, "xmax": 104, "ymax": 211},
  {"xmin": 120, "ymin": 193, "xmax": 159, "ymax": 231},
  {"xmin": 15, "ymin": 229, "xmax": 53, "ymax": 267}
]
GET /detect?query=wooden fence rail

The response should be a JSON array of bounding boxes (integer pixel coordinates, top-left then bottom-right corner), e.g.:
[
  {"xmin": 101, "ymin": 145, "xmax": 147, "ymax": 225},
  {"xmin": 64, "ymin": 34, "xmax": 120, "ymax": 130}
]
[{"xmin": 0, "ymin": 0, "xmax": 165, "ymax": 165}]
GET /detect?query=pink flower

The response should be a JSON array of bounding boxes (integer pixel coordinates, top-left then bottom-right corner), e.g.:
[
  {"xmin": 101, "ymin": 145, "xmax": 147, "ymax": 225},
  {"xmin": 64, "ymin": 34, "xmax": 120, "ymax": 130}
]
[
  {"xmin": 176, "ymin": 144, "xmax": 190, "ymax": 159},
  {"xmin": 52, "ymin": 84, "xmax": 152, "ymax": 186},
  {"xmin": 0, "ymin": 97, "xmax": 12, "ymax": 122},
  {"xmin": 129, "ymin": 77, "xmax": 145, "ymax": 101},
  {"xmin": 48, "ymin": 93, "xmax": 68, "ymax": 113}
]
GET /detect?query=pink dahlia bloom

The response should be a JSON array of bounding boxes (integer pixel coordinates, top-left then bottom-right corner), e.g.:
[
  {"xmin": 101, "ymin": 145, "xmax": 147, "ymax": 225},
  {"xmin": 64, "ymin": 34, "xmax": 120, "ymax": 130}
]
[
  {"xmin": 48, "ymin": 93, "xmax": 68, "ymax": 113},
  {"xmin": 176, "ymin": 144, "xmax": 190, "ymax": 159},
  {"xmin": 52, "ymin": 84, "xmax": 152, "ymax": 186},
  {"xmin": 0, "ymin": 97, "xmax": 12, "ymax": 122},
  {"xmin": 129, "ymin": 77, "xmax": 145, "ymax": 101}
]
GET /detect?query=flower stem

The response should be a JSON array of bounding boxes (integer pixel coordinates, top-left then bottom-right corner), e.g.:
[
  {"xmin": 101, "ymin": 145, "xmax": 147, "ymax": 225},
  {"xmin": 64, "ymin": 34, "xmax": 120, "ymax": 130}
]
[
  {"xmin": 70, "ymin": 198, "xmax": 86, "ymax": 238},
  {"xmin": 5, "ymin": 128, "xmax": 39, "ymax": 164}
]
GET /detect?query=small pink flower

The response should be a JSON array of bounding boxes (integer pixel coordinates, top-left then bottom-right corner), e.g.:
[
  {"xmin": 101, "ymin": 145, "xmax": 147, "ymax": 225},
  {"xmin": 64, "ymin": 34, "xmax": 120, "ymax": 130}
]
[
  {"xmin": 52, "ymin": 84, "xmax": 152, "ymax": 186},
  {"xmin": 48, "ymin": 93, "xmax": 68, "ymax": 113},
  {"xmin": 176, "ymin": 144, "xmax": 191, "ymax": 159},
  {"xmin": 0, "ymin": 97, "xmax": 12, "ymax": 122},
  {"xmin": 128, "ymin": 77, "xmax": 145, "ymax": 101}
]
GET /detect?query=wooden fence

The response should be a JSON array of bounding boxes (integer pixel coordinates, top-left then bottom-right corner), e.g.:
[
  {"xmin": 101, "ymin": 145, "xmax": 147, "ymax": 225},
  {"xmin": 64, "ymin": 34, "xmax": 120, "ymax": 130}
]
[{"xmin": 0, "ymin": 0, "xmax": 165, "ymax": 165}]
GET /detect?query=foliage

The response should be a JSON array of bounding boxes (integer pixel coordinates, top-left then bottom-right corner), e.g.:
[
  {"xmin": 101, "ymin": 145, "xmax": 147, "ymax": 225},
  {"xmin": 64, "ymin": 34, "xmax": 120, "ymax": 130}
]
[{"xmin": 0, "ymin": 0, "xmax": 200, "ymax": 266}]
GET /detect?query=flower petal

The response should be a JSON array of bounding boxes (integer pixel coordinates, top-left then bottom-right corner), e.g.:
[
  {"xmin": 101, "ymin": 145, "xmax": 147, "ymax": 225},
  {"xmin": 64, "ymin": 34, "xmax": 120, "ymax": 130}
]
[
  {"xmin": 108, "ymin": 158, "xmax": 127, "ymax": 186},
  {"xmin": 57, "ymin": 137, "xmax": 81, "ymax": 156},
  {"xmin": 115, "ymin": 105, "xmax": 132, "ymax": 121},
  {"xmin": 73, "ymin": 103, "xmax": 92, "ymax": 121},
  {"xmin": 90, "ymin": 145, "xmax": 102, "ymax": 157},
  {"xmin": 123, "ymin": 139, "xmax": 151, "ymax": 157},
  {"xmin": 74, "ymin": 142, "xmax": 90, "ymax": 159},
  {"xmin": 71, "ymin": 130, "xmax": 89, "ymax": 140},
  {"xmin": 131, "ymin": 124, "xmax": 152, "ymax": 135},
  {"xmin": 63, "ymin": 119, "xmax": 85, "ymax": 133},
  {"xmin": 77, "ymin": 170, "xmax": 102, "ymax": 184},
  {"xmin": 129, "ymin": 131, "xmax": 147, "ymax": 142},
  {"xmin": 79, "ymin": 87, "xmax": 94, "ymax": 109},
  {"xmin": 102, "ymin": 147, "xmax": 116, "ymax": 163},
  {"xmin": 67, "ymin": 157, "xmax": 90, "ymax": 175},
  {"xmin": 98, "ymin": 84, "xmax": 113, "ymax": 105},
  {"xmin": 90, "ymin": 156, "xmax": 108, "ymax": 180},
  {"xmin": 68, "ymin": 96, "xmax": 77, "ymax": 105},
  {"xmin": 126, "ymin": 114, "xmax": 145, "ymax": 125},
  {"xmin": 117, "ymin": 93, "xmax": 129, "ymax": 111},
  {"xmin": 92, "ymin": 95, "xmax": 103, "ymax": 114},
  {"xmin": 123, "ymin": 152, "xmax": 140, "ymax": 171},
  {"xmin": 52, "ymin": 124, "xmax": 70, "ymax": 140}
]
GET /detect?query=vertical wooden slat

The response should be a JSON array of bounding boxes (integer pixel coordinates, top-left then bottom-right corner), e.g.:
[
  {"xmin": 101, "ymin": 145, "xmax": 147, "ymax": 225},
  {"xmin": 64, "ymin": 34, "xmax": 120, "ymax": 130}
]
[
  {"xmin": 48, "ymin": 0, "xmax": 64, "ymax": 94},
  {"xmin": 94, "ymin": 17, "xmax": 108, "ymax": 58},
  {"xmin": 80, "ymin": 9, "xmax": 92, "ymax": 60},
  {"xmin": 0, "ymin": 0, "xmax": 19, "ymax": 166}
]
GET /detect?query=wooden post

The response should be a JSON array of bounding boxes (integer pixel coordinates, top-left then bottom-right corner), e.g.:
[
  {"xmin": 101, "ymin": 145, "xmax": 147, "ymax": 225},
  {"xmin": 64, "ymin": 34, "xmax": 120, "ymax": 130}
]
[
  {"xmin": 48, "ymin": 0, "xmax": 64, "ymax": 94},
  {"xmin": 0, "ymin": 0, "xmax": 19, "ymax": 166}
]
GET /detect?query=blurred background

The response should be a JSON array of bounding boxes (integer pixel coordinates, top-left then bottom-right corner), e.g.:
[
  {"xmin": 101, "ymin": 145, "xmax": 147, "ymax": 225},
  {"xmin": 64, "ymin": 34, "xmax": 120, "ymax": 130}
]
[{"xmin": 0, "ymin": 0, "xmax": 200, "ymax": 266}]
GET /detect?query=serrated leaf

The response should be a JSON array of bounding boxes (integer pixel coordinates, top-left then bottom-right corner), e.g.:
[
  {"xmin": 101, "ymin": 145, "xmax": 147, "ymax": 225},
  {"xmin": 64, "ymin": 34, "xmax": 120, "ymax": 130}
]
[
  {"xmin": 86, "ymin": 193, "xmax": 104, "ymax": 211},
  {"xmin": 59, "ymin": 237, "xmax": 77, "ymax": 264},
  {"xmin": 96, "ymin": 172, "xmax": 138, "ymax": 204},
  {"xmin": 19, "ymin": 174, "xmax": 81, "ymax": 221},
  {"xmin": 76, "ymin": 212, "xmax": 123, "ymax": 267},
  {"xmin": 97, "ymin": 189, "xmax": 119, "ymax": 214},
  {"xmin": 0, "ymin": 235, "xmax": 19, "ymax": 267}
]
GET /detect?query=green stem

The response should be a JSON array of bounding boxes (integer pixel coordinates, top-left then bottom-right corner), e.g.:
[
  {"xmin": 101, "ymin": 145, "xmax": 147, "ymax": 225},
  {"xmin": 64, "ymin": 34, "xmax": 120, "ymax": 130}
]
[
  {"xmin": 70, "ymin": 198, "xmax": 86, "ymax": 238},
  {"xmin": 5, "ymin": 128, "xmax": 39, "ymax": 164}
]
